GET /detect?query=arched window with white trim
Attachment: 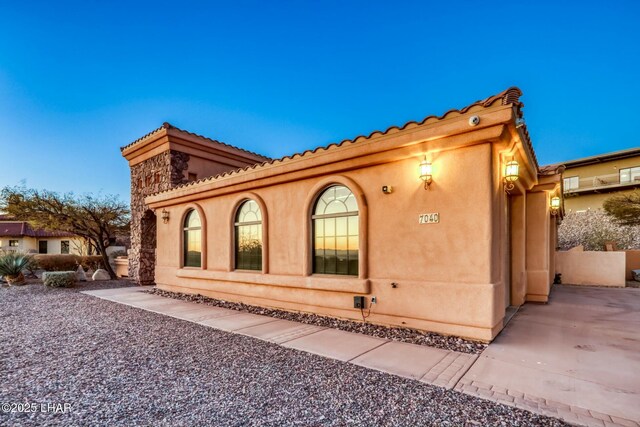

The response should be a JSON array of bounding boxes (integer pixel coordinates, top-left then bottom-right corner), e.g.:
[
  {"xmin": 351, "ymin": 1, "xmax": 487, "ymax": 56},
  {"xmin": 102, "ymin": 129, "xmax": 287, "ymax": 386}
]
[{"xmin": 312, "ymin": 185, "xmax": 359, "ymax": 275}]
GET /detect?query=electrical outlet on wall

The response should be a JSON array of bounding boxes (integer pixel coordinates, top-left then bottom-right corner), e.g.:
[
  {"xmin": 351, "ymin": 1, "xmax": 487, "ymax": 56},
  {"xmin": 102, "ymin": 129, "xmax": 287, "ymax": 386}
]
[{"xmin": 371, "ymin": 296, "xmax": 377, "ymax": 304}]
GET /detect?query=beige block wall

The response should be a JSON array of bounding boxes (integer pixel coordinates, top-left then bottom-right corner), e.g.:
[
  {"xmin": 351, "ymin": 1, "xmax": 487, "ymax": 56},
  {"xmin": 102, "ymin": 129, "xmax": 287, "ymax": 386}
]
[
  {"xmin": 154, "ymin": 143, "xmax": 506, "ymax": 341},
  {"xmin": 555, "ymin": 251, "xmax": 626, "ymax": 287}
]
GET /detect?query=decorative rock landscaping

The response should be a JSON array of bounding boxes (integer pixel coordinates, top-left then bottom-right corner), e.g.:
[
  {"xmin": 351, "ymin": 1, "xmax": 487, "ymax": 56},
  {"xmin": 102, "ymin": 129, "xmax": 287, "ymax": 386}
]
[
  {"xmin": 1, "ymin": 282, "xmax": 566, "ymax": 426},
  {"xmin": 145, "ymin": 289, "xmax": 488, "ymax": 354}
]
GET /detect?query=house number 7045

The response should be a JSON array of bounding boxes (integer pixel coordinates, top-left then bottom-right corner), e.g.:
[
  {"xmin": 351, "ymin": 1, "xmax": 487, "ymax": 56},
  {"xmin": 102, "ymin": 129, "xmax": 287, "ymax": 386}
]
[{"xmin": 418, "ymin": 213, "xmax": 440, "ymax": 224}]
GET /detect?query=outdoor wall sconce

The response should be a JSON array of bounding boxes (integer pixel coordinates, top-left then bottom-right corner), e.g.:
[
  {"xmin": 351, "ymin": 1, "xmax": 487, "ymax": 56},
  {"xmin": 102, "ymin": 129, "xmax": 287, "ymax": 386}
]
[
  {"xmin": 503, "ymin": 160, "xmax": 519, "ymax": 193},
  {"xmin": 550, "ymin": 196, "xmax": 561, "ymax": 215},
  {"xmin": 419, "ymin": 156, "xmax": 433, "ymax": 190},
  {"xmin": 161, "ymin": 209, "xmax": 170, "ymax": 224}
]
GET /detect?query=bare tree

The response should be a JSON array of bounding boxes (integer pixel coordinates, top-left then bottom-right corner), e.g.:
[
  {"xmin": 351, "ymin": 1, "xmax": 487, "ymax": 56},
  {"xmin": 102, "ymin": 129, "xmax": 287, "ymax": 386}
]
[
  {"xmin": 0, "ymin": 186, "xmax": 130, "ymax": 279},
  {"xmin": 603, "ymin": 190, "xmax": 640, "ymax": 226}
]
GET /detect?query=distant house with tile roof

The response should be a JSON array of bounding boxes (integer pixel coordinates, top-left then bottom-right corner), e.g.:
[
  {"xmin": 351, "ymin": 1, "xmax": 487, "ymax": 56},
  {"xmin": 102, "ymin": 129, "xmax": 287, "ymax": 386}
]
[{"xmin": 0, "ymin": 215, "xmax": 87, "ymax": 254}]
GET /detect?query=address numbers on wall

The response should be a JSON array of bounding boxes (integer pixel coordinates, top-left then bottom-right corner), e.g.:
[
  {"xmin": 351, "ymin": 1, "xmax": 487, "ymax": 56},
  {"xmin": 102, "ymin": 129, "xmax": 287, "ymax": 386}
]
[{"xmin": 418, "ymin": 213, "xmax": 440, "ymax": 224}]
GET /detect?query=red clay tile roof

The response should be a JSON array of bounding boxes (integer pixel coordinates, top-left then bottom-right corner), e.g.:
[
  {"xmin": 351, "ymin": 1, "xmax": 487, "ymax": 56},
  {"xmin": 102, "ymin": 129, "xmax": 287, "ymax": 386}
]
[
  {"xmin": 147, "ymin": 87, "xmax": 536, "ymax": 197},
  {"xmin": 0, "ymin": 221, "xmax": 76, "ymax": 238},
  {"xmin": 120, "ymin": 122, "xmax": 271, "ymax": 161}
]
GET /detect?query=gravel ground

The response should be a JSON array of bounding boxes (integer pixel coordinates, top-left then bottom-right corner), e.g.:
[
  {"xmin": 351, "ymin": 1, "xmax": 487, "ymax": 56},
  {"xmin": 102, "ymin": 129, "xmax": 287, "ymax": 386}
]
[
  {"xmin": 146, "ymin": 288, "xmax": 487, "ymax": 354},
  {"xmin": 1, "ymin": 282, "xmax": 568, "ymax": 427}
]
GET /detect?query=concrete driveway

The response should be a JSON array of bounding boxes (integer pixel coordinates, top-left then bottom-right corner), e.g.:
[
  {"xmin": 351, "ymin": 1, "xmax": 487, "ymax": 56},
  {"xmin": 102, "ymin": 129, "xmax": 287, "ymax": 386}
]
[{"xmin": 457, "ymin": 285, "xmax": 640, "ymax": 426}]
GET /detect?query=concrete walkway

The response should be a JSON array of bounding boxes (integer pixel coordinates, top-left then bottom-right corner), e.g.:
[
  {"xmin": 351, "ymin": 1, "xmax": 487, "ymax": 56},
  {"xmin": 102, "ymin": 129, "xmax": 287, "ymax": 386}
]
[
  {"xmin": 457, "ymin": 285, "xmax": 640, "ymax": 427},
  {"xmin": 82, "ymin": 287, "xmax": 477, "ymax": 390}
]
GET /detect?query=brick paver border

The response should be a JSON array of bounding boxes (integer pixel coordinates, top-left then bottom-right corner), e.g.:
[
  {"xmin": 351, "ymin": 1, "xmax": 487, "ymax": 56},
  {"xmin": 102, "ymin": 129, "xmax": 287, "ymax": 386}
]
[{"xmin": 455, "ymin": 377, "xmax": 638, "ymax": 427}]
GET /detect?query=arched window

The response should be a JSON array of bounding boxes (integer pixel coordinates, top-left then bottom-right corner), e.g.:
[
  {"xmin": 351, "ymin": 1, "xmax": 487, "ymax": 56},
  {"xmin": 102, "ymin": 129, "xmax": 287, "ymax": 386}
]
[
  {"xmin": 235, "ymin": 200, "xmax": 263, "ymax": 271},
  {"xmin": 183, "ymin": 209, "xmax": 202, "ymax": 268},
  {"xmin": 312, "ymin": 185, "xmax": 359, "ymax": 275}
]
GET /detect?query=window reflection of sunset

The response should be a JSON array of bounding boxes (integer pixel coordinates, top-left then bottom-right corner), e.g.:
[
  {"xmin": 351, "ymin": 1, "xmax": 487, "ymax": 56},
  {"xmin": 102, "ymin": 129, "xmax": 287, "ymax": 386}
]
[{"xmin": 312, "ymin": 185, "xmax": 359, "ymax": 275}]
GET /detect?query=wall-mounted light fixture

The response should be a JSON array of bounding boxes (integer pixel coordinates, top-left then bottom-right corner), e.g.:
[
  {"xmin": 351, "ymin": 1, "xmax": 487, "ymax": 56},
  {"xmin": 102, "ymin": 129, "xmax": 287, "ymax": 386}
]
[
  {"xmin": 550, "ymin": 196, "xmax": 561, "ymax": 216},
  {"xmin": 161, "ymin": 209, "xmax": 170, "ymax": 224},
  {"xmin": 419, "ymin": 156, "xmax": 433, "ymax": 190},
  {"xmin": 503, "ymin": 160, "xmax": 519, "ymax": 193}
]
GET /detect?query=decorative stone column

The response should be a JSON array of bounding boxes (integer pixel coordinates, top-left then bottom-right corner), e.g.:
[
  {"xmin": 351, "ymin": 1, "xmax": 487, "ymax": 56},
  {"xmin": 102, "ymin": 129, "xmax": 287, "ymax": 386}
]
[{"xmin": 129, "ymin": 150, "xmax": 190, "ymax": 285}]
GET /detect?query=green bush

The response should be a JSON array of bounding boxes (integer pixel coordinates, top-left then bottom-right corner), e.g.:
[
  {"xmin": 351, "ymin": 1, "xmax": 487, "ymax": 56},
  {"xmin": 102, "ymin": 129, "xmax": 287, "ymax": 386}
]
[
  {"xmin": 34, "ymin": 255, "xmax": 105, "ymax": 272},
  {"xmin": 42, "ymin": 271, "xmax": 76, "ymax": 288},
  {"xmin": 0, "ymin": 251, "xmax": 35, "ymax": 285}
]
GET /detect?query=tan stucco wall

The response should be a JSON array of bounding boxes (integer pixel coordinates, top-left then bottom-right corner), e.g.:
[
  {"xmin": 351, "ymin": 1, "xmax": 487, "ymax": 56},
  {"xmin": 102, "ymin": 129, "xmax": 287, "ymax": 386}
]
[
  {"xmin": 555, "ymin": 251, "xmax": 626, "ymax": 287},
  {"xmin": 155, "ymin": 143, "xmax": 503, "ymax": 340},
  {"xmin": 564, "ymin": 189, "xmax": 638, "ymax": 212}
]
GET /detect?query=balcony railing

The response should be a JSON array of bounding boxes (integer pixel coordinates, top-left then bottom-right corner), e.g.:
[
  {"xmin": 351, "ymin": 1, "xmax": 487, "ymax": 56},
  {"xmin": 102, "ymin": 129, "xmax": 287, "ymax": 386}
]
[{"xmin": 564, "ymin": 172, "xmax": 640, "ymax": 194}]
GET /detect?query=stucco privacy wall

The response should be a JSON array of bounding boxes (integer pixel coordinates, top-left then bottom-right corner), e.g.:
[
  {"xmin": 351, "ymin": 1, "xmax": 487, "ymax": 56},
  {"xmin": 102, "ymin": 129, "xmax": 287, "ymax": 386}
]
[
  {"xmin": 555, "ymin": 251, "xmax": 626, "ymax": 287},
  {"xmin": 126, "ymin": 88, "xmax": 561, "ymax": 341}
]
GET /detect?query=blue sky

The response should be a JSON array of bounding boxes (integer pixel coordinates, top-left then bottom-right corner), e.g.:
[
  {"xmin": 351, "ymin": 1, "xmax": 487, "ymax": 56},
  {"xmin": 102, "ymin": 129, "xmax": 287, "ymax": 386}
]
[{"xmin": 1, "ymin": 1, "xmax": 638, "ymax": 202}]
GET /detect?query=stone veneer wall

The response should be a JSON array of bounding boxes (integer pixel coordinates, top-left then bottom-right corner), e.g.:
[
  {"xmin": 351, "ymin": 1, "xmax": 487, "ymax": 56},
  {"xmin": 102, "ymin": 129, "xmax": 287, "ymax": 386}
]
[{"xmin": 129, "ymin": 150, "xmax": 190, "ymax": 284}]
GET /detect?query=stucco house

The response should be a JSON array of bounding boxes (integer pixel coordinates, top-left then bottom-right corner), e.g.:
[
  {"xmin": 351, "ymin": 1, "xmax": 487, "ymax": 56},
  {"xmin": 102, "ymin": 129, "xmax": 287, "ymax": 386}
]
[
  {"xmin": 552, "ymin": 147, "xmax": 640, "ymax": 212},
  {"xmin": 122, "ymin": 87, "xmax": 562, "ymax": 342},
  {"xmin": 0, "ymin": 215, "xmax": 86, "ymax": 254}
]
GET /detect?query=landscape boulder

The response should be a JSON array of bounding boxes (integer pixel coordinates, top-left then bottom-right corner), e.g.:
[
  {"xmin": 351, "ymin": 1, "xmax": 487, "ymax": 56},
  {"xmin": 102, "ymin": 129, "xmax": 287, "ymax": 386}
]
[
  {"xmin": 92, "ymin": 269, "xmax": 111, "ymax": 281},
  {"xmin": 76, "ymin": 265, "xmax": 87, "ymax": 282}
]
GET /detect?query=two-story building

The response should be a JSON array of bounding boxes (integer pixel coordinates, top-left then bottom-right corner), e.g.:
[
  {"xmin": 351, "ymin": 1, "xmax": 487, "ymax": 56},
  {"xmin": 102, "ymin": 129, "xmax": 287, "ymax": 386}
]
[{"xmin": 558, "ymin": 147, "xmax": 640, "ymax": 212}]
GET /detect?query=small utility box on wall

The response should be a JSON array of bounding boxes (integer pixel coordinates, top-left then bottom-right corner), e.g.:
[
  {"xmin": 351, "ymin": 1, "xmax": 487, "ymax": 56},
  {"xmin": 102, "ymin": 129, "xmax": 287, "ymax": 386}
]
[{"xmin": 353, "ymin": 296, "xmax": 365, "ymax": 309}]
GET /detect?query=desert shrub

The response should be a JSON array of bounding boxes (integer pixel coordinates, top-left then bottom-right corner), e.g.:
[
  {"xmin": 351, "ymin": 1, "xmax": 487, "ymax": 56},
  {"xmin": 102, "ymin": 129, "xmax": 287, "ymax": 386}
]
[
  {"xmin": 42, "ymin": 271, "xmax": 76, "ymax": 288},
  {"xmin": 33, "ymin": 254, "xmax": 105, "ymax": 272},
  {"xmin": 558, "ymin": 210, "xmax": 640, "ymax": 251},
  {"xmin": 0, "ymin": 251, "xmax": 35, "ymax": 284},
  {"xmin": 34, "ymin": 255, "xmax": 78, "ymax": 271}
]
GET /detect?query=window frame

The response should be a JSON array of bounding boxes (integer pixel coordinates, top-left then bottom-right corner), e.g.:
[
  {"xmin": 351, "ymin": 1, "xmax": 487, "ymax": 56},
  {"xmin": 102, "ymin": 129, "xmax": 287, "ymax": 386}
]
[
  {"xmin": 61, "ymin": 240, "xmax": 70, "ymax": 254},
  {"xmin": 620, "ymin": 166, "xmax": 640, "ymax": 184},
  {"xmin": 308, "ymin": 179, "xmax": 369, "ymax": 283},
  {"xmin": 38, "ymin": 240, "xmax": 48, "ymax": 254},
  {"xmin": 228, "ymin": 193, "xmax": 269, "ymax": 273},
  {"xmin": 563, "ymin": 176, "xmax": 579, "ymax": 191},
  {"xmin": 8, "ymin": 239, "xmax": 18, "ymax": 247},
  {"xmin": 233, "ymin": 199, "xmax": 264, "ymax": 272},
  {"xmin": 182, "ymin": 208, "xmax": 203, "ymax": 269}
]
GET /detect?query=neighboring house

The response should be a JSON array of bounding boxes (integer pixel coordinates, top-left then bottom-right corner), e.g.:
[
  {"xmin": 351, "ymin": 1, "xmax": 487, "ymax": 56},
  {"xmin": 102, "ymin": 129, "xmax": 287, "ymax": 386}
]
[
  {"xmin": 555, "ymin": 147, "xmax": 640, "ymax": 212},
  {"xmin": 122, "ymin": 87, "xmax": 563, "ymax": 342},
  {"xmin": 0, "ymin": 215, "xmax": 86, "ymax": 254}
]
